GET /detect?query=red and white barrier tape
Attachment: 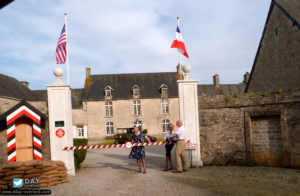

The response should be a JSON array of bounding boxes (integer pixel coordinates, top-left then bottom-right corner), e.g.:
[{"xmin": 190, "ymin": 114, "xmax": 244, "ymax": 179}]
[{"xmin": 63, "ymin": 140, "xmax": 191, "ymax": 151}]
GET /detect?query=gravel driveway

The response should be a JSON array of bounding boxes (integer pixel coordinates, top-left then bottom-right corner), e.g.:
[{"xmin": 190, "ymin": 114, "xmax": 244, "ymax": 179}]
[{"xmin": 49, "ymin": 146, "xmax": 212, "ymax": 196}]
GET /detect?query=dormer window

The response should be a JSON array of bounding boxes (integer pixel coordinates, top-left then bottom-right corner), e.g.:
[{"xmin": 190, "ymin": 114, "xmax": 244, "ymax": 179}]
[
  {"xmin": 131, "ymin": 84, "xmax": 141, "ymax": 98},
  {"xmin": 104, "ymin": 85, "xmax": 113, "ymax": 99},
  {"xmin": 106, "ymin": 90, "xmax": 111, "ymax": 97},
  {"xmin": 159, "ymin": 84, "xmax": 168, "ymax": 97}
]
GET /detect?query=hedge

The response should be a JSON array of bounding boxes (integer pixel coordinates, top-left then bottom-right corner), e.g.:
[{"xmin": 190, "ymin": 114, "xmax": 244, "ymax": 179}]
[{"xmin": 73, "ymin": 138, "xmax": 88, "ymax": 172}]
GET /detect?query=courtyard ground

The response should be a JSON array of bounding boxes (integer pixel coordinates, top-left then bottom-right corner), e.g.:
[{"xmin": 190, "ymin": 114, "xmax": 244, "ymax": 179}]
[{"xmin": 49, "ymin": 147, "xmax": 300, "ymax": 196}]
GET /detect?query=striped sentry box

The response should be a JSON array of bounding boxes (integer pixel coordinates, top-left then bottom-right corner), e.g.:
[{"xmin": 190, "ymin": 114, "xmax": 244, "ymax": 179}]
[
  {"xmin": 63, "ymin": 140, "xmax": 191, "ymax": 151},
  {"xmin": 6, "ymin": 105, "xmax": 42, "ymax": 162}
]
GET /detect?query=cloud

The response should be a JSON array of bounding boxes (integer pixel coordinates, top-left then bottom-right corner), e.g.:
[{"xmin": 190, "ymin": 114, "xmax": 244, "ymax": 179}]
[{"xmin": 0, "ymin": 0, "xmax": 271, "ymax": 89}]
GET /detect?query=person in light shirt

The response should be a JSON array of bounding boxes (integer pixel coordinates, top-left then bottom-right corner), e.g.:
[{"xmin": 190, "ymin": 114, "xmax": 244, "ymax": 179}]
[
  {"xmin": 173, "ymin": 120, "xmax": 187, "ymax": 173},
  {"xmin": 163, "ymin": 123, "xmax": 175, "ymax": 171}
]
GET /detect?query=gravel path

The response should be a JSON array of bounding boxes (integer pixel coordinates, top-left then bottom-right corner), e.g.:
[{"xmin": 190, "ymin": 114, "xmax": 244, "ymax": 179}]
[{"xmin": 49, "ymin": 147, "xmax": 213, "ymax": 196}]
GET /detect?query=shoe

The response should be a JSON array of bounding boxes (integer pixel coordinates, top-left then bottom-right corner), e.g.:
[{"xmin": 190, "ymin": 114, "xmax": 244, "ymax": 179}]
[
  {"xmin": 138, "ymin": 168, "xmax": 142, "ymax": 173},
  {"xmin": 143, "ymin": 171, "xmax": 146, "ymax": 174},
  {"xmin": 168, "ymin": 167, "xmax": 173, "ymax": 170},
  {"xmin": 173, "ymin": 171, "xmax": 182, "ymax": 173},
  {"xmin": 183, "ymin": 169, "xmax": 187, "ymax": 172},
  {"xmin": 163, "ymin": 168, "xmax": 168, "ymax": 171}
]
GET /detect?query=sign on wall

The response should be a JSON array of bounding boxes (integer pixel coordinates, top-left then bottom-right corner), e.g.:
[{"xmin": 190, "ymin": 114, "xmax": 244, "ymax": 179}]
[
  {"xmin": 55, "ymin": 121, "xmax": 65, "ymax": 127},
  {"xmin": 56, "ymin": 129, "xmax": 65, "ymax": 138}
]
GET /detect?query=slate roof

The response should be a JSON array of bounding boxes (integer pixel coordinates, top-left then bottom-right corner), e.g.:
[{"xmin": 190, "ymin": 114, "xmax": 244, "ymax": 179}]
[
  {"xmin": 83, "ymin": 72, "xmax": 178, "ymax": 100},
  {"xmin": 0, "ymin": 73, "xmax": 37, "ymax": 101},
  {"xmin": 71, "ymin": 89, "xmax": 84, "ymax": 109},
  {"xmin": 32, "ymin": 90, "xmax": 47, "ymax": 102},
  {"xmin": 32, "ymin": 89, "xmax": 84, "ymax": 109},
  {"xmin": 198, "ymin": 84, "xmax": 245, "ymax": 96}
]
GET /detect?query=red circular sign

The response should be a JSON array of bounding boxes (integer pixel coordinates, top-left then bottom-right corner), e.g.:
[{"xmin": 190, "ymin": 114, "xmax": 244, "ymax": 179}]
[
  {"xmin": 125, "ymin": 141, "xmax": 133, "ymax": 149},
  {"xmin": 56, "ymin": 129, "xmax": 65, "ymax": 138}
]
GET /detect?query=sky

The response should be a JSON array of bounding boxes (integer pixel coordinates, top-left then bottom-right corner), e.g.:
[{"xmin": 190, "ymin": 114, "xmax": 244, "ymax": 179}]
[{"xmin": 0, "ymin": 0, "xmax": 271, "ymax": 90}]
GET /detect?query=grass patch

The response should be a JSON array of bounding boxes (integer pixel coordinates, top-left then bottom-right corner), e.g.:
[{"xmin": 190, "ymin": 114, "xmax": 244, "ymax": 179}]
[
  {"xmin": 177, "ymin": 166, "xmax": 300, "ymax": 196},
  {"xmin": 95, "ymin": 140, "xmax": 115, "ymax": 145},
  {"xmin": 156, "ymin": 138, "xmax": 164, "ymax": 142}
]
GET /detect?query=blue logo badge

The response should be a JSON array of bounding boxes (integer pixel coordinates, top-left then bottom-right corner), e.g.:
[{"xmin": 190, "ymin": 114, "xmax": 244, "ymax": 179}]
[{"xmin": 13, "ymin": 178, "xmax": 23, "ymax": 188}]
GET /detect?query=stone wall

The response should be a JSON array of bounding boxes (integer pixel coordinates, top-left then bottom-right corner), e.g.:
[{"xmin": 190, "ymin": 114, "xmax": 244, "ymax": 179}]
[
  {"xmin": 246, "ymin": 4, "xmax": 300, "ymax": 92},
  {"xmin": 199, "ymin": 89, "xmax": 300, "ymax": 168},
  {"xmin": 86, "ymin": 97, "xmax": 179, "ymax": 140}
]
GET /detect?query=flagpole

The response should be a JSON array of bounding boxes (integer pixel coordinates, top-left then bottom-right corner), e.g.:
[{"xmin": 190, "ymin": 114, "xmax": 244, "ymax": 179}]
[
  {"xmin": 64, "ymin": 13, "xmax": 70, "ymax": 85},
  {"xmin": 177, "ymin": 17, "xmax": 182, "ymax": 80}
]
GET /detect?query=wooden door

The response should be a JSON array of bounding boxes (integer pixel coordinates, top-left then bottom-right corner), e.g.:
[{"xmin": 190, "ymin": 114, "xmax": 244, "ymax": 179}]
[{"xmin": 15, "ymin": 117, "xmax": 33, "ymax": 161}]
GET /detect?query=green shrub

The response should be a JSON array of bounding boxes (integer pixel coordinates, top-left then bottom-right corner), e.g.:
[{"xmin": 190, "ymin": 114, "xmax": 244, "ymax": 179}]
[
  {"xmin": 73, "ymin": 138, "xmax": 88, "ymax": 172},
  {"xmin": 143, "ymin": 129, "xmax": 148, "ymax": 134},
  {"xmin": 278, "ymin": 88, "xmax": 283, "ymax": 94},
  {"xmin": 288, "ymin": 101, "xmax": 294, "ymax": 108},
  {"xmin": 234, "ymin": 90, "xmax": 238, "ymax": 98},
  {"xmin": 265, "ymin": 91, "xmax": 269, "ymax": 97},
  {"xmin": 226, "ymin": 95, "xmax": 231, "ymax": 103}
]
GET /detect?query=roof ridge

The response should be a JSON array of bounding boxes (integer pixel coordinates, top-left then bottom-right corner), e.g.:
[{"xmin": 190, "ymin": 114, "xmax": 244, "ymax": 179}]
[{"xmin": 91, "ymin": 72, "xmax": 176, "ymax": 77}]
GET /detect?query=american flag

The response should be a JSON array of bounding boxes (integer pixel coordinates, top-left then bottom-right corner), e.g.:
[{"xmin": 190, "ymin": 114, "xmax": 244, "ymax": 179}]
[{"xmin": 56, "ymin": 24, "xmax": 67, "ymax": 64}]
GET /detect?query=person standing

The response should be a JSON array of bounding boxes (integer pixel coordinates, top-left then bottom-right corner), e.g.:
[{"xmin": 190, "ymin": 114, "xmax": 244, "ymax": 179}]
[
  {"xmin": 163, "ymin": 123, "xmax": 175, "ymax": 171},
  {"xmin": 173, "ymin": 120, "xmax": 187, "ymax": 173},
  {"xmin": 129, "ymin": 125, "xmax": 150, "ymax": 173}
]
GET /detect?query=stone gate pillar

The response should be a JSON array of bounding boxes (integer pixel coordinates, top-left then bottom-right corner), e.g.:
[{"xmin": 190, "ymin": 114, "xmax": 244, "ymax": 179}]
[
  {"xmin": 177, "ymin": 64, "xmax": 203, "ymax": 167},
  {"xmin": 47, "ymin": 67, "xmax": 75, "ymax": 175}
]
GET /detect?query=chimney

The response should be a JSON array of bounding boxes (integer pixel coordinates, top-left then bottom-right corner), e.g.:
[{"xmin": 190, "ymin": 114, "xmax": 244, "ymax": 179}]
[
  {"xmin": 86, "ymin": 67, "xmax": 91, "ymax": 80},
  {"xmin": 213, "ymin": 74, "xmax": 220, "ymax": 88},
  {"xmin": 20, "ymin": 81, "xmax": 29, "ymax": 88},
  {"xmin": 84, "ymin": 67, "xmax": 91, "ymax": 88},
  {"xmin": 244, "ymin": 72, "xmax": 250, "ymax": 84}
]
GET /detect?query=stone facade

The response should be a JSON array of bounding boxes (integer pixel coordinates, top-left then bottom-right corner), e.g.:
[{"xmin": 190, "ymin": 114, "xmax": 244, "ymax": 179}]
[
  {"xmin": 198, "ymin": 89, "xmax": 300, "ymax": 168},
  {"xmin": 246, "ymin": 3, "xmax": 300, "ymax": 92},
  {"xmin": 85, "ymin": 98, "xmax": 179, "ymax": 140}
]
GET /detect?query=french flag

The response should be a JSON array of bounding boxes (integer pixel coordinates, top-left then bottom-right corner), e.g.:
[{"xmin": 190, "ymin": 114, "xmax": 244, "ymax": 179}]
[{"xmin": 171, "ymin": 24, "xmax": 189, "ymax": 58}]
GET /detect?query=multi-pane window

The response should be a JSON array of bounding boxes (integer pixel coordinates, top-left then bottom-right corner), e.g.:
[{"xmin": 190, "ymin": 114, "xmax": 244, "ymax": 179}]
[
  {"xmin": 105, "ymin": 101, "xmax": 113, "ymax": 117},
  {"xmin": 106, "ymin": 122, "xmax": 114, "ymax": 136},
  {"xmin": 133, "ymin": 100, "xmax": 141, "ymax": 115},
  {"xmin": 134, "ymin": 120, "xmax": 142, "ymax": 129},
  {"xmin": 77, "ymin": 126, "xmax": 84, "ymax": 137},
  {"xmin": 105, "ymin": 90, "xmax": 111, "ymax": 97},
  {"xmin": 162, "ymin": 119, "xmax": 169, "ymax": 132},
  {"xmin": 161, "ymin": 99, "xmax": 169, "ymax": 114}
]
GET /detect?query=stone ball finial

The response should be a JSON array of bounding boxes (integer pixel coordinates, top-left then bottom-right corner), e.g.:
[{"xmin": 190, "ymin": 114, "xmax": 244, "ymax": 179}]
[
  {"xmin": 183, "ymin": 64, "xmax": 191, "ymax": 73},
  {"xmin": 53, "ymin": 67, "xmax": 64, "ymax": 84},
  {"xmin": 54, "ymin": 67, "xmax": 64, "ymax": 77}
]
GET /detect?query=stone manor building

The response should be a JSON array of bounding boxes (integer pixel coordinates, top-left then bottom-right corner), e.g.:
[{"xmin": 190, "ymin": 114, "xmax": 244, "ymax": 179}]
[{"xmin": 0, "ymin": 0, "xmax": 299, "ymax": 168}]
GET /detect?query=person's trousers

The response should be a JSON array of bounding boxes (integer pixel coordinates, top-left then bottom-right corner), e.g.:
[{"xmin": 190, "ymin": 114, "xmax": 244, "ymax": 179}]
[{"xmin": 175, "ymin": 141, "xmax": 187, "ymax": 171}]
